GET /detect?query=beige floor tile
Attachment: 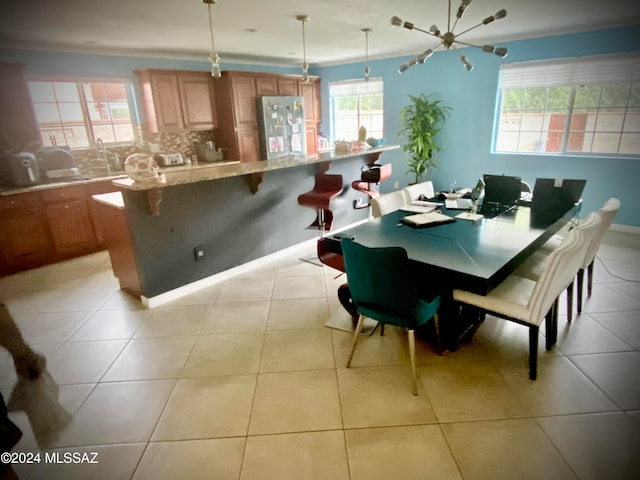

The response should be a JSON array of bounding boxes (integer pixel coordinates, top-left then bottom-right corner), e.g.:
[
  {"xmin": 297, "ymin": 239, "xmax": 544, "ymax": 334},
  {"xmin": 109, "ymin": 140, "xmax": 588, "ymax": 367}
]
[
  {"xmin": 275, "ymin": 258, "xmax": 328, "ymax": 277},
  {"xmin": 78, "ymin": 269, "xmax": 120, "ymax": 289},
  {"xmin": 241, "ymin": 430, "xmax": 350, "ymax": 480},
  {"xmin": 67, "ymin": 309, "xmax": 150, "ymax": 341},
  {"xmin": 45, "ymin": 287, "xmax": 119, "ymax": 312},
  {"xmin": 499, "ymin": 356, "xmax": 618, "ymax": 416},
  {"xmin": 134, "ymin": 305, "xmax": 209, "ymax": 338},
  {"xmin": 11, "ymin": 311, "xmax": 90, "ymax": 344},
  {"xmin": 100, "ymin": 290, "xmax": 150, "ymax": 311},
  {"xmin": 181, "ymin": 332, "xmax": 263, "ymax": 377},
  {"xmin": 216, "ymin": 277, "xmax": 274, "ymax": 303},
  {"xmin": 55, "ymin": 379, "xmax": 175, "ymax": 446},
  {"xmin": 442, "ymin": 418, "xmax": 576, "ymax": 480},
  {"xmin": 271, "ymin": 275, "xmax": 327, "ymax": 300},
  {"xmin": 102, "ymin": 336, "xmax": 197, "ymax": 381},
  {"xmin": 337, "ymin": 366, "xmax": 437, "ymax": 428},
  {"xmin": 332, "ymin": 327, "xmax": 411, "ymax": 368},
  {"xmin": 346, "ymin": 425, "xmax": 462, "ymax": 480},
  {"xmin": 27, "ymin": 443, "xmax": 146, "ymax": 480},
  {"xmin": 201, "ymin": 301, "xmax": 270, "ymax": 333},
  {"xmin": 133, "ymin": 438, "xmax": 245, "ymax": 480},
  {"xmin": 570, "ymin": 351, "xmax": 640, "ymax": 410},
  {"xmin": 417, "ymin": 361, "xmax": 528, "ymax": 423},
  {"xmin": 267, "ymin": 298, "xmax": 330, "ymax": 329},
  {"xmin": 260, "ymin": 328, "xmax": 335, "ymax": 372},
  {"xmin": 591, "ymin": 310, "xmax": 640, "ymax": 349},
  {"xmin": 47, "ymin": 340, "xmax": 127, "ymax": 385},
  {"xmin": 152, "ymin": 375, "xmax": 256, "ymax": 440},
  {"xmin": 555, "ymin": 314, "xmax": 635, "ymax": 354},
  {"xmin": 582, "ymin": 283, "xmax": 640, "ymax": 313},
  {"xmin": 537, "ymin": 412, "xmax": 640, "ymax": 480},
  {"xmin": 166, "ymin": 283, "xmax": 222, "ymax": 306},
  {"xmin": 249, "ymin": 369, "xmax": 342, "ymax": 434}
]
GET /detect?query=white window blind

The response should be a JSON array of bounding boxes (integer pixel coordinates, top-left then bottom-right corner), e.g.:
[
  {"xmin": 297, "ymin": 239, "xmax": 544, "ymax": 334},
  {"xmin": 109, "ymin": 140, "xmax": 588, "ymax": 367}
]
[
  {"xmin": 329, "ymin": 78, "xmax": 383, "ymax": 96},
  {"xmin": 499, "ymin": 52, "xmax": 640, "ymax": 88}
]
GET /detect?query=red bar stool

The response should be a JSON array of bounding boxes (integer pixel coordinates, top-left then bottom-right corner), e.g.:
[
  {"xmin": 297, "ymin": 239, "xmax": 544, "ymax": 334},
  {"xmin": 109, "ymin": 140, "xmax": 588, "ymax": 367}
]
[
  {"xmin": 297, "ymin": 173, "xmax": 344, "ymax": 233},
  {"xmin": 352, "ymin": 163, "xmax": 392, "ymax": 209}
]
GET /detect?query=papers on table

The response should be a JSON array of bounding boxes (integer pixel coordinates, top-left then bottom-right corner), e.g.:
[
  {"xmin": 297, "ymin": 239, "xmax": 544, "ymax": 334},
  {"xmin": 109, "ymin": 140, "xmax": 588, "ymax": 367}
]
[
  {"xmin": 401, "ymin": 200, "xmax": 443, "ymax": 214},
  {"xmin": 400, "ymin": 211, "xmax": 455, "ymax": 228},
  {"xmin": 455, "ymin": 212, "xmax": 484, "ymax": 222}
]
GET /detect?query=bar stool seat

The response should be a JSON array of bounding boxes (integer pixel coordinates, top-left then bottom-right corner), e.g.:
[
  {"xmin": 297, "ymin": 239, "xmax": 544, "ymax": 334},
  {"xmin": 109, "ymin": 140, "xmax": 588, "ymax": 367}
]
[
  {"xmin": 352, "ymin": 163, "xmax": 392, "ymax": 209},
  {"xmin": 298, "ymin": 173, "xmax": 343, "ymax": 232}
]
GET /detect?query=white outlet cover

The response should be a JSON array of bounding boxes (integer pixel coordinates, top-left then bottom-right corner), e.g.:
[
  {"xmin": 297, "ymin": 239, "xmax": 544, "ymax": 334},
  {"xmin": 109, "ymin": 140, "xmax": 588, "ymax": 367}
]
[{"xmin": 150, "ymin": 143, "xmax": 160, "ymax": 153}]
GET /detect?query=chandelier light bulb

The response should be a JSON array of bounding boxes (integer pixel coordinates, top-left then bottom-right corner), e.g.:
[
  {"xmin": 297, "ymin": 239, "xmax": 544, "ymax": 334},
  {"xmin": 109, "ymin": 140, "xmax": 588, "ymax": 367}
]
[
  {"xmin": 461, "ymin": 55, "xmax": 474, "ymax": 71},
  {"xmin": 417, "ymin": 49, "xmax": 433, "ymax": 64},
  {"xmin": 209, "ymin": 53, "xmax": 221, "ymax": 78},
  {"xmin": 494, "ymin": 47, "xmax": 508, "ymax": 58},
  {"xmin": 430, "ymin": 24, "xmax": 441, "ymax": 36},
  {"xmin": 390, "ymin": 16, "xmax": 403, "ymax": 27},
  {"xmin": 495, "ymin": 9, "xmax": 507, "ymax": 20}
]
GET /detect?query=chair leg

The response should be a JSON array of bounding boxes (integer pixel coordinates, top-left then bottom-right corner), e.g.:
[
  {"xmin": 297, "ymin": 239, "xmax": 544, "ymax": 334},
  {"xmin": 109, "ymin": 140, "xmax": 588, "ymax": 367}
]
[
  {"xmin": 587, "ymin": 260, "xmax": 594, "ymax": 297},
  {"xmin": 346, "ymin": 315, "xmax": 365, "ymax": 368},
  {"xmin": 380, "ymin": 324, "xmax": 385, "ymax": 336},
  {"xmin": 576, "ymin": 268, "xmax": 584, "ymax": 314},
  {"xmin": 432, "ymin": 313, "xmax": 443, "ymax": 356},
  {"xmin": 545, "ymin": 309, "xmax": 554, "ymax": 350},
  {"xmin": 408, "ymin": 329, "xmax": 418, "ymax": 395},
  {"xmin": 566, "ymin": 281, "xmax": 574, "ymax": 323},
  {"xmin": 529, "ymin": 325, "xmax": 539, "ymax": 380}
]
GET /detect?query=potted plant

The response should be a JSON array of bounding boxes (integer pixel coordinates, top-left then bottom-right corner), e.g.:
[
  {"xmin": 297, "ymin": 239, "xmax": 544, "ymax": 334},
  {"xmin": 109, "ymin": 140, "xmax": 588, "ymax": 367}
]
[{"xmin": 398, "ymin": 93, "xmax": 451, "ymax": 184}]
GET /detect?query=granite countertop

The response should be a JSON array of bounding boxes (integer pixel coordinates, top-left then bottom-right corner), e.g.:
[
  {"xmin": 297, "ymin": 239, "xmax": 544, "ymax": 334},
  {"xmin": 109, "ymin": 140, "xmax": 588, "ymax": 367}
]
[
  {"xmin": 113, "ymin": 145, "xmax": 399, "ymax": 192},
  {"xmin": 0, "ymin": 173, "xmax": 130, "ymax": 196}
]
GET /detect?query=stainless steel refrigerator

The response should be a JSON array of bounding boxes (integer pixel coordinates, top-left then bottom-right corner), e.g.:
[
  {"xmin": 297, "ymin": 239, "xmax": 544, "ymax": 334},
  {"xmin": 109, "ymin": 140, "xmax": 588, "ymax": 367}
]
[{"xmin": 256, "ymin": 96, "xmax": 307, "ymax": 160}]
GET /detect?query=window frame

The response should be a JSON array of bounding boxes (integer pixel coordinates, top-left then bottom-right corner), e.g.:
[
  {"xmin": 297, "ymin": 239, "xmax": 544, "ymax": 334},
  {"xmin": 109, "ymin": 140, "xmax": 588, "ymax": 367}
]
[
  {"xmin": 27, "ymin": 75, "xmax": 138, "ymax": 150},
  {"xmin": 493, "ymin": 53, "xmax": 640, "ymax": 158},
  {"xmin": 328, "ymin": 78, "xmax": 384, "ymax": 143}
]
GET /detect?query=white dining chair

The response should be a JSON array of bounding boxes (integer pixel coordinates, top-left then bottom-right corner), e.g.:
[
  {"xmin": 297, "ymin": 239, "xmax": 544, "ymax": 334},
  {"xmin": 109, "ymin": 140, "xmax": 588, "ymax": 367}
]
[
  {"xmin": 453, "ymin": 229, "xmax": 584, "ymax": 380},
  {"xmin": 371, "ymin": 190, "xmax": 407, "ymax": 218},
  {"xmin": 403, "ymin": 181, "xmax": 435, "ymax": 203}
]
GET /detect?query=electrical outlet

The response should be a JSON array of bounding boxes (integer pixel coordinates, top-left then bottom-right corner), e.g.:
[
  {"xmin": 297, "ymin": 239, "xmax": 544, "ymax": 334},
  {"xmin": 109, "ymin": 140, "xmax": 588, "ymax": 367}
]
[
  {"xmin": 193, "ymin": 246, "xmax": 205, "ymax": 261},
  {"xmin": 394, "ymin": 181, "xmax": 399, "ymax": 189}
]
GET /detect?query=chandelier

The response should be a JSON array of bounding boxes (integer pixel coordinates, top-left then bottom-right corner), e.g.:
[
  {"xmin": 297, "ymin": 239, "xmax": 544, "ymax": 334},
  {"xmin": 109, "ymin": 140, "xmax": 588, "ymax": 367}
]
[
  {"xmin": 297, "ymin": 15, "xmax": 311, "ymax": 83},
  {"xmin": 202, "ymin": 0, "xmax": 221, "ymax": 78},
  {"xmin": 391, "ymin": 0, "xmax": 508, "ymax": 73}
]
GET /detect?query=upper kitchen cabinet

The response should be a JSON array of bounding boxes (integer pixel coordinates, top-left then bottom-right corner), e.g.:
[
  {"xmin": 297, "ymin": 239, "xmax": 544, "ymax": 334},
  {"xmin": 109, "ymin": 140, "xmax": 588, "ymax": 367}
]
[
  {"xmin": 0, "ymin": 63, "xmax": 40, "ymax": 144},
  {"xmin": 136, "ymin": 69, "xmax": 218, "ymax": 133},
  {"xmin": 214, "ymin": 71, "xmax": 321, "ymax": 162}
]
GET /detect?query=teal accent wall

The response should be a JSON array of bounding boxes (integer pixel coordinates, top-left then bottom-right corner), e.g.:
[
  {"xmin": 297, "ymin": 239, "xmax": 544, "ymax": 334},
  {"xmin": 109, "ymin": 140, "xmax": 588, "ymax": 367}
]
[{"xmin": 312, "ymin": 25, "xmax": 640, "ymax": 227}]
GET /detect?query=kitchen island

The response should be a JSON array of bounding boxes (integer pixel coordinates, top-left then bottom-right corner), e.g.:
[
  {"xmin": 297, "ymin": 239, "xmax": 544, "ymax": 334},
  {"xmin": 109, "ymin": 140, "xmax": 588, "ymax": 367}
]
[{"xmin": 102, "ymin": 145, "xmax": 399, "ymax": 306}]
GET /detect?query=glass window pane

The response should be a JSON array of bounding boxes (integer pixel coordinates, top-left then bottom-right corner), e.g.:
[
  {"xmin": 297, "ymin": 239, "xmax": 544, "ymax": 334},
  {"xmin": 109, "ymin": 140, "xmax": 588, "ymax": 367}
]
[
  {"xmin": 620, "ymin": 133, "xmax": 640, "ymax": 153},
  {"xmin": 92, "ymin": 124, "xmax": 116, "ymax": 143},
  {"xmin": 592, "ymin": 132, "xmax": 621, "ymax": 153},
  {"xmin": 574, "ymin": 85, "xmax": 601, "ymax": 108},
  {"xmin": 114, "ymin": 123, "xmax": 135, "ymax": 142},
  {"xmin": 547, "ymin": 86, "xmax": 570, "ymax": 112},
  {"xmin": 108, "ymin": 101, "xmax": 131, "ymax": 120},
  {"xmin": 521, "ymin": 113, "xmax": 544, "ymax": 131},
  {"xmin": 595, "ymin": 111, "xmax": 625, "ymax": 132},
  {"xmin": 518, "ymin": 131, "xmax": 544, "ymax": 152},
  {"xmin": 53, "ymin": 82, "xmax": 79, "ymax": 102},
  {"xmin": 58, "ymin": 102, "xmax": 84, "ymax": 122},
  {"xmin": 86, "ymin": 101, "xmax": 110, "ymax": 121},
  {"xmin": 495, "ymin": 131, "xmax": 518, "ymax": 151},
  {"xmin": 600, "ymin": 83, "xmax": 629, "ymax": 109},
  {"xmin": 28, "ymin": 82, "xmax": 55, "ymax": 102},
  {"xmin": 502, "ymin": 89, "xmax": 523, "ymax": 112},
  {"xmin": 33, "ymin": 103, "xmax": 61, "ymax": 123},
  {"xmin": 623, "ymin": 112, "xmax": 640, "ymax": 132},
  {"xmin": 63, "ymin": 126, "xmax": 90, "ymax": 149}
]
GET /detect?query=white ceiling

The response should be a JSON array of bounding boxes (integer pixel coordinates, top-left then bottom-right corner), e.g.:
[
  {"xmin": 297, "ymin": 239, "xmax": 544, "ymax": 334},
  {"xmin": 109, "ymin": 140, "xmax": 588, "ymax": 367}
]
[{"xmin": 0, "ymin": 0, "xmax": 639, "ymax": 67}]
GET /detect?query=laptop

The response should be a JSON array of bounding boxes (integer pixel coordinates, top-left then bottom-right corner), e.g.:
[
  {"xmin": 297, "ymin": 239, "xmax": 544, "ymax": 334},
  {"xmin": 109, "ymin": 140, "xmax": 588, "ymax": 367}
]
[
  {"xmin": 445, "ymin": 178, "xmax": 485, "ymax": 210},
  {"xmin": 481, "ymin": 174, "xmax": 521, "ymax": 217},
  {"xmin": 531, "ymin": 178, "xmax": 587, "ymax": 225}
]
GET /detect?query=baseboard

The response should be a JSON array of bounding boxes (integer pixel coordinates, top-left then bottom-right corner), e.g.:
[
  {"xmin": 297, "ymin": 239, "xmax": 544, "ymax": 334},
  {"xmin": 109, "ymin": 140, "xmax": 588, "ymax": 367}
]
[
  {"xmin": 141, "ymin": 219, "xmax": 369, "ymax": 309},
  {"xmin": 609, "ymin": 223, "xmax": 640, "ymax": 236}
]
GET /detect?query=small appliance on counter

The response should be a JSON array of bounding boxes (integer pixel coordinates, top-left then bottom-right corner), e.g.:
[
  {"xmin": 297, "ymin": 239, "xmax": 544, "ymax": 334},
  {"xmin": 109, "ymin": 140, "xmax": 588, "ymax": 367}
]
[
  {"xmin": 197, "ymin": 141, "xmax": 225, "ymax": 162},
  {"xmin": 0, "ymin": 152, "xmax": 41, "ymax": 187},
  {"xmin": 155, "ymin": 153, "xmax": 184, "ymax": 166},
  {"xmin": 41, "ymin": 141, "xmax": 82, "ymax": 182}
]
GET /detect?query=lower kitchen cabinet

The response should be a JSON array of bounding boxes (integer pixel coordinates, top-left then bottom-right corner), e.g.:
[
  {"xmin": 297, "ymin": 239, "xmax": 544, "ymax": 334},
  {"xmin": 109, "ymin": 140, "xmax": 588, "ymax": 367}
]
[
  {"xmin": 0, "ymin": 180, "xmax": 120, "ymax": 275},
  {"xmin": 0, "ymin": 193, "xmax": 52, "ymax": 272}
]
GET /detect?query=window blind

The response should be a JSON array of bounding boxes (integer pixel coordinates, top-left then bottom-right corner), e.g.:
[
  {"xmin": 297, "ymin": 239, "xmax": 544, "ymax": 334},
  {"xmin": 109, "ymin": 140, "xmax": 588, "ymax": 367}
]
[
  {"xmin": 329, "ymin": 78, "xmax": 383, "ymax": 96},
  {"xmin": 499, "ymin": 52, "xmax": 640, "ymax": 88}
]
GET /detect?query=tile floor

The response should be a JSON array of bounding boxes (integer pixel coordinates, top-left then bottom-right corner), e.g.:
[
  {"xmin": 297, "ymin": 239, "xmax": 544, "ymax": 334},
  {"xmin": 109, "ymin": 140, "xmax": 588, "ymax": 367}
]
[{"xmin": 1, "ymin": 231, "xmax": 639, "ymax": 480}]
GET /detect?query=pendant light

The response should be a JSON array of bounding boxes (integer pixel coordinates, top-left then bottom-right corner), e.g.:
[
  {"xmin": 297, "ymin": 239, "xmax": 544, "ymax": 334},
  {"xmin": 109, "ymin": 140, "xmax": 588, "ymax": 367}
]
[
  {"xmin": 296, "ymin": 15, "xmax": 310, "ymax": 83},
  {"xmin": 202, "ymin": 0, "xmax": 221, "ymax": 78},
  {"xmin": 362, "ymin": 28, "xmax": 372, "ymax": 81},
  {"xmin": 391, "ymin": 0, "xmax": 508, "ymax": 74}
]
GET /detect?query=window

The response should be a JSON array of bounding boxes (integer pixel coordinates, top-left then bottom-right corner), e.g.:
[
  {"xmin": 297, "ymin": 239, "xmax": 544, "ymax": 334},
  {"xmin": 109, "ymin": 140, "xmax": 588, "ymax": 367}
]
[
  {"xmin": 329, "ymin": 78, "xmax": 383, "ymax": 142},
  {"xmin": 494, "ymin": 54, "xmax": 640, "ymax": 156},
  {"xmin": 28, "ymin": 78, "xmax": 137, "ymax": 149}
]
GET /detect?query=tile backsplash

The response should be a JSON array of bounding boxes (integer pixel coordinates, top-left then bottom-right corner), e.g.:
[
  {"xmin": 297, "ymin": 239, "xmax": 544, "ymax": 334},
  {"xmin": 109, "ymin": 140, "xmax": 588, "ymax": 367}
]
[{"xmin": 1, "ymin": 127, "xmax": 216, "ymax": 177}]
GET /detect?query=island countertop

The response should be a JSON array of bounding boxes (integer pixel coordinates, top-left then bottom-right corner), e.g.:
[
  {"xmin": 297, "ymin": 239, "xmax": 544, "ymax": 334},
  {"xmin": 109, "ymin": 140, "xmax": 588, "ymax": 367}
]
[{"xmin": 112, "ymin": 145, "xmax": 399, "ymax": 192}]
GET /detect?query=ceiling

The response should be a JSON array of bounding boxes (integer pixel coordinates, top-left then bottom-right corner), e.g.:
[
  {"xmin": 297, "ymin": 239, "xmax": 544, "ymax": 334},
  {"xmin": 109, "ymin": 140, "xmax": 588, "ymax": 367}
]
[{"xmin": 1, "ymin": 0, "xmax": 639, "ymax": 67}]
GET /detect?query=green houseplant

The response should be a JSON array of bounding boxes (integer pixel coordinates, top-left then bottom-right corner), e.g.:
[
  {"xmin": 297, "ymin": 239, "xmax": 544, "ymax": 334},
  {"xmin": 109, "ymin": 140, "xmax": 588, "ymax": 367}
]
[{"xmin": 398, "ymin": 93, "xmax": 451, "ymax": 184}]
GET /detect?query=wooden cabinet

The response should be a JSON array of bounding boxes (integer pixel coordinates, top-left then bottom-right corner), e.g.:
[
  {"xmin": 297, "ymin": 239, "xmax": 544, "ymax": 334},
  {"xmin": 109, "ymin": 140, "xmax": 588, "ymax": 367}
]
[
  {"xmin": 0, "ymin": 63, "xmax": 40, "ymax": 144},
  {"xmin": 0, "ymin": 180, "xmax": 121, "ymax": 275},
  {"xmin": 214, "ymin": 71, "xmax": 321, "ymax": 162},
  {"xmin": 41, "ymin": 186, "xmax": 96, "ymax": 257},
  {"xmin": 136, "ymin": 69, "xmax": 218, "ymax": 133},
  {"xmin": 0, "ymin": 193, "xmax": 51, "ymax": 271}
]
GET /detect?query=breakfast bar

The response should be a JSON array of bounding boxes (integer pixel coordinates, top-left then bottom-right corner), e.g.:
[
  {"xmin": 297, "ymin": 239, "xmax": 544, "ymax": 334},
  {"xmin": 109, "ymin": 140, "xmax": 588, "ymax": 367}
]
[{"xmin": 99, "ymin": 146, "xmax": 399, "ymax": 305}]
